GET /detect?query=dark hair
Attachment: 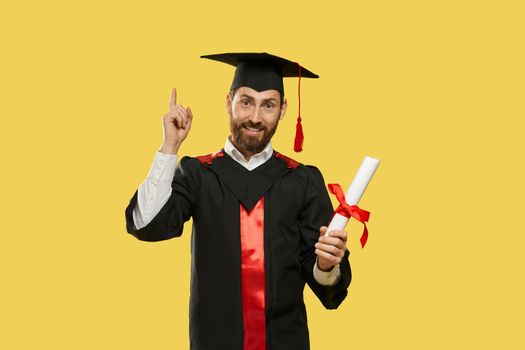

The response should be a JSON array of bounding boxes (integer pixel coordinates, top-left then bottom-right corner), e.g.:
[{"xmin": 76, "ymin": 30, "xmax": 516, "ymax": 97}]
[{"xmin": 230, "ymin": 87, "xmax": 284, "ymax": 107}]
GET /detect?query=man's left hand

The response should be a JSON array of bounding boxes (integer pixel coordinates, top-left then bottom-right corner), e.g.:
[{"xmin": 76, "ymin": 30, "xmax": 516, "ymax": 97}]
[{"xmin": 315, "ymin": 226, "xmax": 348, "ymax": 271}]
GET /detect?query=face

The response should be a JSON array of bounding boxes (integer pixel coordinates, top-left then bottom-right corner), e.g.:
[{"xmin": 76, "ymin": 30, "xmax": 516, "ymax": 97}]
[{"xmin": 226, "ymin": 86, "xmax": 287, "ymax": 156}]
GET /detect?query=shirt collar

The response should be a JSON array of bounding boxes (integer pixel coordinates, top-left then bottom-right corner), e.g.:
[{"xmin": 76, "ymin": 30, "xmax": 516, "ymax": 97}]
[{"xmin": 224, "ymin": 136, "xmax": 273, "ymax": 164}]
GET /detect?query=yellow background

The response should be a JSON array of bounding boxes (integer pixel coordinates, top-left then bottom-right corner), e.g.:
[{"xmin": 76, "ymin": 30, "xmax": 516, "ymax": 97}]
[{"xmin": 1, "ymin": 0, "xmax": 524, "ymax": 349}]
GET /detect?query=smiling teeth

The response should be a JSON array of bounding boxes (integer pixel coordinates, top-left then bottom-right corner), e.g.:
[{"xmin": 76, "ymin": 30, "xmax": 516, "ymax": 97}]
[{"xmin": 246, "ymin": 127, "xmax": 261, "ymax": 131}]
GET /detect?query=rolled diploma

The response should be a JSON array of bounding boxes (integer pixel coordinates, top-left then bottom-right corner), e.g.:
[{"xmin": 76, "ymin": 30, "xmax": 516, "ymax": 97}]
[{"xmin": 325, "ymin": 156, "xmax": 380, "ymax": 236}]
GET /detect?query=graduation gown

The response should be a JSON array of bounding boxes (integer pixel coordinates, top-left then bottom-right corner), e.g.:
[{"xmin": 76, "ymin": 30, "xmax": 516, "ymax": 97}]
[{"xmin": 124, "ymin": 149, "xmax": 352, "ymax": 350}]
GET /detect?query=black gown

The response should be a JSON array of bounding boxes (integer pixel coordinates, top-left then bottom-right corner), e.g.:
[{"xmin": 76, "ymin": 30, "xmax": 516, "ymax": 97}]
[{"xmin": 124, "ymin": 149, "xmax": 352, "ymax": 350}]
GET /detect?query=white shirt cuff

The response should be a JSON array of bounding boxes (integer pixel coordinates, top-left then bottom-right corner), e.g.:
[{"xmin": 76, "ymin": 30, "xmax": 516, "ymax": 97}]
[
  {"xmin": 313, "ymin": 256, "xmax": 341, "ymax": 286},
  {"xmin": 132, "ymin": 151, "xmax": 179, "ymax": 230},
  {"xmin": 147, "ymin": 151, "xmax": 179, "ymax": 182}
]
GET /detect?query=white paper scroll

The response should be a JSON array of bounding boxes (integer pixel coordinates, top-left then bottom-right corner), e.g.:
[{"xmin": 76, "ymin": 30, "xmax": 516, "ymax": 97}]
[{"xmin": 325, "ymin": 156, "xmax": 380, "ymax": 236}]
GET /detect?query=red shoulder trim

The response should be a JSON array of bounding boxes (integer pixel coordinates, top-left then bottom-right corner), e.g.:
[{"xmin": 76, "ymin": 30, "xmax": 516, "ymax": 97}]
[
  {"xmin": 274, "ymin": 152, "xmax": 301, "ymax": 169},
  {"xmin": 196, "ymin": 150, "xmax": 224, "ymax": 165}
]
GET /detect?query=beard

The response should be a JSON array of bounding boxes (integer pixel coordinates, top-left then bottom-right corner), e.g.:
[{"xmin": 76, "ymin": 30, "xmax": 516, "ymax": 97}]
[{"xmin": 230, "ymin": 119, "xmax": 278, "ymax": 155}]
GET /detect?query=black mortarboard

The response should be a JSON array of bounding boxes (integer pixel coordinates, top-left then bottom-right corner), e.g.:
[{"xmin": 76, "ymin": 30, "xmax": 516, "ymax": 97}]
[{"xmin": 200, "ymin": 52, "xmax": 319, "ymax": 152}]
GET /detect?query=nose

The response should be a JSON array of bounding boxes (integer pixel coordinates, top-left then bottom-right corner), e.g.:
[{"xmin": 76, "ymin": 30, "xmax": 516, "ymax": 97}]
[{"xmin": 249, "ymin": 106, "xmax": 263, "ymax": 124}]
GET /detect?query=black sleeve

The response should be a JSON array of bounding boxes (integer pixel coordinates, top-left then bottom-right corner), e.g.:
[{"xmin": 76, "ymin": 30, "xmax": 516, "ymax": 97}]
[
  {"xmin": 124, "ymin": 156, "xmax": 198, "ymax": 242},
  {"xmin": 297, "ymin": 165, "xmax": 352, "ymax": 309}
]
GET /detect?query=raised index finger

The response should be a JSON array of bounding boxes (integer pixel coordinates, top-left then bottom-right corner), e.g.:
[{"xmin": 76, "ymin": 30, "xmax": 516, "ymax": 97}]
[{"xmin": 170, "ymin": 88, "xmax": 177, "ymax": 109}]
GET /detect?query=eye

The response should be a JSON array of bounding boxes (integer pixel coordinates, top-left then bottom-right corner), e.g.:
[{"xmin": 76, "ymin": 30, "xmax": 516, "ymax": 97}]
[
  {"xmin": 265, "ymin": 102, "xmax": 275, "ymax": 109},
  {"xmin": 241, "ymin": 99, "xmax": 251, "ymax": 107}
]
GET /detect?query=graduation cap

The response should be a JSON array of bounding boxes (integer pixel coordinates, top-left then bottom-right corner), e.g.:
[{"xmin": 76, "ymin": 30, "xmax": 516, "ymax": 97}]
[{"xmin": 200, "ymin": 52, "xmax": 319, "ymax": 152}]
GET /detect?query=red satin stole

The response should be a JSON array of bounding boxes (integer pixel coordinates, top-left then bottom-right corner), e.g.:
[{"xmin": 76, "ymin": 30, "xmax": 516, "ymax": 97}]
[{"xmin": 240, "ymin": 197, "xmax": 266, "ymax": 350}]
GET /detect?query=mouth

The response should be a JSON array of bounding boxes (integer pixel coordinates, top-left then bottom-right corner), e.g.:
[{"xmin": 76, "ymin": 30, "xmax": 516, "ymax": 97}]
[{"xmin": 243, "ymin": 126, "xmax": 264, "ymax": 136}]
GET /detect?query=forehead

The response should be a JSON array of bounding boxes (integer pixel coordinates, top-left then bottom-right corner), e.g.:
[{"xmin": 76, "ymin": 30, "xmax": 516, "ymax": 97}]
[{"xmin": 235, "ymin": 86, "xmax": 280, "ymax": 100}]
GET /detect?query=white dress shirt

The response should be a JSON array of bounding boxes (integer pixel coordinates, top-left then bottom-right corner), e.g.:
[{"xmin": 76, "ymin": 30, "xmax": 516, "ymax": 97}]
[{"xmin": 132, "ymin": 137, "xmax": 341, "ymax": 286}]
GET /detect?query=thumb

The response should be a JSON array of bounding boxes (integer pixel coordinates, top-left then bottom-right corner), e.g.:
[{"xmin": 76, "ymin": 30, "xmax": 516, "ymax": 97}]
[
  {"xmin": 319, "ymin": 226, "xmax": 328, "ymax": 236},
  {"xmin": 186, "ymin": 107, "xmax": 193, "ymax": 128}
]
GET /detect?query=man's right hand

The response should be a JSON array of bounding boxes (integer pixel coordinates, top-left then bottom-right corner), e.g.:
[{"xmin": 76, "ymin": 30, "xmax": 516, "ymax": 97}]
[{"xmin": 160, "ymin": 88, "xmax": 193, "ymax": 154}]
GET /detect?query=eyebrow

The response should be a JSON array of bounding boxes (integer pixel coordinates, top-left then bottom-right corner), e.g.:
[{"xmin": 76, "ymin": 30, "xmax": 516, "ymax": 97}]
[
  {"xmin": 239, "ymin": 94, "xmax": 254, "ymax": 101},
  {"xmin": 240, "ymin": 94, "xmax": 278, "ymax": 103}
]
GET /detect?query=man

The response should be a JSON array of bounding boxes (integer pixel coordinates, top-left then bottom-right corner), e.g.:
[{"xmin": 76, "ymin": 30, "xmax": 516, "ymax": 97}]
[{"xmin": 124, "ymin": 52, "xmax": 352, "ymax": 350}]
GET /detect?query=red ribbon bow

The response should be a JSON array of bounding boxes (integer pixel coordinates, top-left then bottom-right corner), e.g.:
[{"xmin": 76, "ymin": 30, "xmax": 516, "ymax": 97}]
[{"xmin": 328, "ymin": 183, "xmax": 371, "ymax": 248}]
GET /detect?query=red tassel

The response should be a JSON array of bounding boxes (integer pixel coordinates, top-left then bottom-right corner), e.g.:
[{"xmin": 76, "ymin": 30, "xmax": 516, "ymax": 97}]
[
  {"xmin": 294, "ymin": 62, "xmax": 303, "ymax": 153},
  {"xmin": 294, "ymin": 117, "xmax": 303, "ymax": 152}
]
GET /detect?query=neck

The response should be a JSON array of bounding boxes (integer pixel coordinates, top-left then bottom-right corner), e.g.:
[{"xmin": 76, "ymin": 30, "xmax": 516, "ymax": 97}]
[
  {"xmin": 230, "ymin": 135, "xmax": 271, "ymax": 161},
  {"xmin": 229, "ymin": 137, "xmax": 254, "ymax": 161}
]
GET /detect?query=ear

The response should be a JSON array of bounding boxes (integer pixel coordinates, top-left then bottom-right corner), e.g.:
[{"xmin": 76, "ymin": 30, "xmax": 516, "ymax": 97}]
[
  {"xmin": 279, "ymin": 97, "xmax": 287, "ymax": 120},
  {"xmin": 226, "ymin": 92, "xmax": 232, "ymax": 115}
]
